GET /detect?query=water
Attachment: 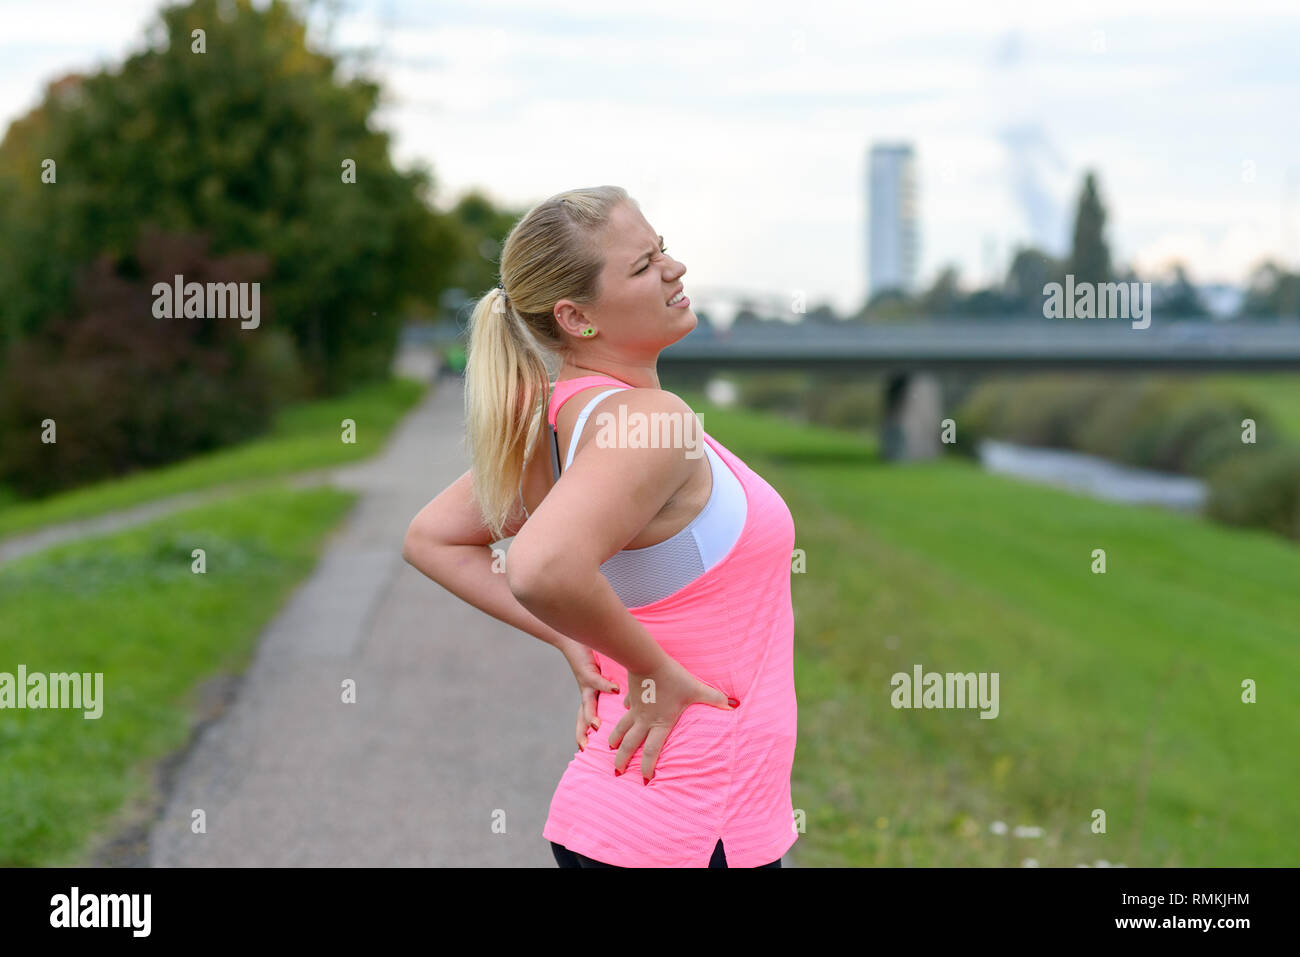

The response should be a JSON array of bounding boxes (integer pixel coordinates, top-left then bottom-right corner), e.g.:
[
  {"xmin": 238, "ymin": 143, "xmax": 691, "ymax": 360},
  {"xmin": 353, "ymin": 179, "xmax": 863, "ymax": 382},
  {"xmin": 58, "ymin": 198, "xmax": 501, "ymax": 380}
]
[{"xmin": 976, "ymin": 439, "xmax": 1208, "ymax": 512}]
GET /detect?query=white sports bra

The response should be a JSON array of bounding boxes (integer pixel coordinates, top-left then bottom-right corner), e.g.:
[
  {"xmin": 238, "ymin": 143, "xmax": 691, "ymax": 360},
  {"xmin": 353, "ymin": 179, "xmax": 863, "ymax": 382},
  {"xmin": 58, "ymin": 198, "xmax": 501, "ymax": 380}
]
[{"xmin": 519, "ymin": 387, "xmax": 747, "ymax": 607}]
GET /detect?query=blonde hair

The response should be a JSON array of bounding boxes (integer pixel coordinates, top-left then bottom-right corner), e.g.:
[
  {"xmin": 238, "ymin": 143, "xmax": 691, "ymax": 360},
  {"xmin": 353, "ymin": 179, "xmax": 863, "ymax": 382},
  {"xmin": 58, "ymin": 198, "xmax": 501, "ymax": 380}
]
[{"xmin": 463, "ymin": 185, "xmax": 635, "ymax": 539}]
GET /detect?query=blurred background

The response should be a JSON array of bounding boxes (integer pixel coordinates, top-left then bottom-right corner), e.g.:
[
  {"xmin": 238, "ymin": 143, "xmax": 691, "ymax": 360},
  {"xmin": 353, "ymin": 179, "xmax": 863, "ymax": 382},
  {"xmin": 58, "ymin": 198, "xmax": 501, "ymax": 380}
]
[{"xmin": 0, "ymin": 0, "xmax": 1296, "ymax": 868}]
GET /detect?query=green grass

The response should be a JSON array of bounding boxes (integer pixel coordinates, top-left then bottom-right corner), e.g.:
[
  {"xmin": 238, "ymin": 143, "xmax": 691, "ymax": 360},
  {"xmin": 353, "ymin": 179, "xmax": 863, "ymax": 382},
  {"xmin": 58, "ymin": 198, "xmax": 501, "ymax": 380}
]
[
  {"xmin": 1202, "ymin": 373, "xmax": 1300, "ymax": 441},
  {"xmin": 0, "ymin": 378, "xmax": 425, "ymax": 541},
  {"xmin": 678, "ymin": 388, "xmax": 879, "ymax": 462},
  {"xmin": 688, "ymin": 396, "xmax": 1300, "ymax": 867},
  {"xmin": 0, "ymin": 484, "xmax": 357, "ymax": 866}
]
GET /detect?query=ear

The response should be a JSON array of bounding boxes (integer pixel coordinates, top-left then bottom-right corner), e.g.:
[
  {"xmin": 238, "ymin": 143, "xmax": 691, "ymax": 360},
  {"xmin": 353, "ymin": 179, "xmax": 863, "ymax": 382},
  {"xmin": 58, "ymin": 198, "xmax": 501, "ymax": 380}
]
[{"xmin": 553, "ymin": 299, "xmax": 590, "ymax": 339}]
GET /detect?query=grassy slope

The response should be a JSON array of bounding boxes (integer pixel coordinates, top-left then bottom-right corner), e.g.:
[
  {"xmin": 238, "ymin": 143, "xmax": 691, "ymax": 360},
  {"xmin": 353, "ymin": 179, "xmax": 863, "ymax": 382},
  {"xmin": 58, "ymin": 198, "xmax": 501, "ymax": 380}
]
[
  {"xmin": 0, "ymin": 379, "xmax": 424, "ymax": 540},
  {"xmin": 687, "ymin": 396, "xmax": 1298, "ymax": 866},
  {"xmin": 0, "ymin": 485, "xmax": 357, "ymax": 866}
]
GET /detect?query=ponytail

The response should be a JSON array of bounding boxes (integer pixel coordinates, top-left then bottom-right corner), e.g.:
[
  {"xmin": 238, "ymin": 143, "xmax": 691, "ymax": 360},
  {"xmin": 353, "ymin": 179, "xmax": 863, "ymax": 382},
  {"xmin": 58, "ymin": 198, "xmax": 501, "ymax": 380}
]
[
  {"xmin": 464, "ymin": 286, "xmax": 550, "ymax": 540},
  {"xmin": 461, "ymin": 184, "xmax": 632, "ymax": 537}
]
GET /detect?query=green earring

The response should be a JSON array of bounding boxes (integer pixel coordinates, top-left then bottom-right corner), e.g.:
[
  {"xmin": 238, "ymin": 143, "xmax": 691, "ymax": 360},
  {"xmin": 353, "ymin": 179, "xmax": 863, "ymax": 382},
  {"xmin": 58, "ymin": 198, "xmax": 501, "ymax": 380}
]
[{"xmin": 581, "ymin": 328, "xmax": 595, "ymax": 337}]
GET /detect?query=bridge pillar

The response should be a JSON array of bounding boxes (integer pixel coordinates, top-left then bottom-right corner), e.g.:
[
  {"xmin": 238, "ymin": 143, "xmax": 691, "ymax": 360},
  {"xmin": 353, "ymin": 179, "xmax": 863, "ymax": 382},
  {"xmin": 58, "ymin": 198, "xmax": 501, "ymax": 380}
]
[{"xmin": 881, "ymin": 371, "xmax": 943, "ymax": 461}]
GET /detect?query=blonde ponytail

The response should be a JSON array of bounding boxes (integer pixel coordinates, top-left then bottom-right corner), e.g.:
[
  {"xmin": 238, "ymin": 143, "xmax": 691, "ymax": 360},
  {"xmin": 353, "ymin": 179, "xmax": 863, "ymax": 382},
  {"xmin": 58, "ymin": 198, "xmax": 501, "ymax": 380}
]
[
  {"xmin": 464, "ymin": 287, "xmax": 550, "ymax": 540},
  {"xmin": 462, "ymin": 185, "xmax": 633, "ymax": 539}
]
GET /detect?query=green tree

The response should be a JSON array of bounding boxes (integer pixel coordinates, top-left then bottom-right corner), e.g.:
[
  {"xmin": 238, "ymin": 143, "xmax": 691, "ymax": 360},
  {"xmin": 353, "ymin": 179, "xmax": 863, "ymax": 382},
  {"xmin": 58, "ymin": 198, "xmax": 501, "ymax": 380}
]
[
  {"xmin": 919, "ymin": 265, "xmax": 961, "ymax": 316},
  {"xmin": 1241, "ymin": 261, "xmax": 1300, "ymax": 317},
  {"xmin": 859, "ymin": 287, "xmax": 917, "ymax": 321},
  {"xmin": 1004, "ymin": 245, "xmax": 1062, "ymax": 314},
  {"xmin": 443, "ymin": 189, "xmax": 527, "ymax": 299},
  {"xmin": 0, "ymin": 0, "xmax": 460, "ymax": 392},
  {"xmin": 1067, "ymin": 170, "xmax": 1111, "ymax": 285},
  {"xmin": 1156, "ymin": 263, "xmax": 1209, "ymax": 318}
]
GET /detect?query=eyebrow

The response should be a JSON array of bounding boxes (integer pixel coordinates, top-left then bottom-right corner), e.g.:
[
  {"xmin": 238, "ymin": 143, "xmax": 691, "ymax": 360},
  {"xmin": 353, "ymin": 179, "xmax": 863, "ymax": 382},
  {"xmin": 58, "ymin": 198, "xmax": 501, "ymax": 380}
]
[{"xmin": 631, "ymin": 235, "xmax": 663, "ymax": 269}]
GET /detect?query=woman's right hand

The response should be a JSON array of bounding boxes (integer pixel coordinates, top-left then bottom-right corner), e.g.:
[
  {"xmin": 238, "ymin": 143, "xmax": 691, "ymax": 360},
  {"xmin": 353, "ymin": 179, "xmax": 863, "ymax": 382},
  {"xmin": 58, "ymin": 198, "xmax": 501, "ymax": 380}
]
[{"xmin": 607, "ymin": 655, "xmax": 738, "ymax": 784}]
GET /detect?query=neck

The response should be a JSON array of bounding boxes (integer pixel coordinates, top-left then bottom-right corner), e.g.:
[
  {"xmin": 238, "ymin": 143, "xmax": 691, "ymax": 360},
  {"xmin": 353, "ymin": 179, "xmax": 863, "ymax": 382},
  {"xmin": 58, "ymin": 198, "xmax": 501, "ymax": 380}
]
[{"xmin": 558, "ymin": 356, "xmax": 659, "ymax": 390}]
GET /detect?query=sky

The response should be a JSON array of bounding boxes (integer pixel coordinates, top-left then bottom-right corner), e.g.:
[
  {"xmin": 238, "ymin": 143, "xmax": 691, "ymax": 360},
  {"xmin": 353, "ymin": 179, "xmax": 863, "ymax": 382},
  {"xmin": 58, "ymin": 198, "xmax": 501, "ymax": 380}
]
[{"xmin": 3, "ymin": 0, "xmax": 1299, "ymax": 316}]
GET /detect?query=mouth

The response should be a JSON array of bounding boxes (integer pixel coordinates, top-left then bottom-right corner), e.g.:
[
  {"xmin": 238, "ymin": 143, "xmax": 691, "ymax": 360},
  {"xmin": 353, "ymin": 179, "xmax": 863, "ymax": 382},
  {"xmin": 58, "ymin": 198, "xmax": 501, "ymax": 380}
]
[{"xmin": 667, "ymin": 288, "xmax": 690, "ymax": 308}]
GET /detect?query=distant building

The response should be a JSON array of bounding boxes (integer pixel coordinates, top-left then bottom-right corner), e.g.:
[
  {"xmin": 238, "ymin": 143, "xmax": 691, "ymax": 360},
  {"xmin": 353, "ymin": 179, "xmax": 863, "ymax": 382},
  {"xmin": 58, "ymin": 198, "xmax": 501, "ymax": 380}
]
[{"xmin": 867, "ymin": 144, "xmax": 919, "ymax": 299}]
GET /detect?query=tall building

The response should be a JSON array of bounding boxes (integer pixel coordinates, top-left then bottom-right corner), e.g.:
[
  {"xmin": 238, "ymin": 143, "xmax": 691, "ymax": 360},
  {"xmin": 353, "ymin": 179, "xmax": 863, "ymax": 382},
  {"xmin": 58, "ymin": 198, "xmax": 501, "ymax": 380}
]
[{"xmin": 867, "ymin": 144, "xmax": 919, "ymax": 299}]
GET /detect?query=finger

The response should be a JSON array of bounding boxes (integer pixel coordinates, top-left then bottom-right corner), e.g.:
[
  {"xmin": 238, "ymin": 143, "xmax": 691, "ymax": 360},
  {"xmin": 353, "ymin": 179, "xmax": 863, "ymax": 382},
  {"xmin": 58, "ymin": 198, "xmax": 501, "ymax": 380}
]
[
  {"xmin": 699, "ymin": 681, "xmax": 739, "ymax": 710},
  {"xmin": 640, "ymin": 725, "xmax": 669, "ymax": 783},
  {"xmin": 613, "ymin": 721, "xmax": 648, "ymax": 776},
  {"xmin": 580, "ymin": 687, "xmax": 599, "ymax": 730},
  {"xmin": 575, "ymin": 705, "xmax": 588, "ymax": 751},
  {"xmin": 607, "ymin": 710, "xmax": 634, "ymax": 751}
]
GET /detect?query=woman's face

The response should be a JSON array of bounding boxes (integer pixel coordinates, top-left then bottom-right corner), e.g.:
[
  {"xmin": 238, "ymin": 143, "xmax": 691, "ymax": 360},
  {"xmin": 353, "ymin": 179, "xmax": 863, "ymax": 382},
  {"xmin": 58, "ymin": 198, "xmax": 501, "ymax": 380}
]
[{"xmin": 556, "ymin": 201, "xmax": 695, "ymax": 356}]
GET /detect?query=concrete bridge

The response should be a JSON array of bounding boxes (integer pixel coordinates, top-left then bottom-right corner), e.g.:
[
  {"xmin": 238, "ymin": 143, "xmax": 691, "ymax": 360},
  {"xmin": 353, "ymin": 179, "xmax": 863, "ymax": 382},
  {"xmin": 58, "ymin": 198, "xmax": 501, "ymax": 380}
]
[{"xmin": 408, "ymin": 317, "xmax": 1300, "ymax": 461}]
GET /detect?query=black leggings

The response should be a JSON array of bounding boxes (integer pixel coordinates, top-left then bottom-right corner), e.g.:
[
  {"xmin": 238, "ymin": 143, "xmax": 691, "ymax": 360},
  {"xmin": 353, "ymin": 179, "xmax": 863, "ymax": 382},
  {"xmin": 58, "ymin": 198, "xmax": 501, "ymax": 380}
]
[{"xmin": 551, "ymin": 839, "xmax": 781, "ymax": 868}]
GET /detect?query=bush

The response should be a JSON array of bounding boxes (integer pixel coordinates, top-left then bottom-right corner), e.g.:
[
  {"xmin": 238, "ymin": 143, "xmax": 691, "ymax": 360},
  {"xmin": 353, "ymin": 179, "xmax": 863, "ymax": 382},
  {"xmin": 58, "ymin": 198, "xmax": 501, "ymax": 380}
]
[
  {"xmin": 958, "ymin": 374, "xmax": 1112, "ymax": 449},
  {"xmin": 0, "ymin": 231, "xmax": 275, "ymax": 497},
  {"xmin": 1206, "ymin": 445, "xmax": 1300, "ymax": 541},
  {"xmin": 803, "ymin": 378, "xmax": 881, "ymax": 430},
  {"xmin": 1139, "ymin": 397, "xmax": 1279, "ymax": 476},
  {"xmin": 736, "ymin": 372, "xmax": 810, "ymax": 416}
]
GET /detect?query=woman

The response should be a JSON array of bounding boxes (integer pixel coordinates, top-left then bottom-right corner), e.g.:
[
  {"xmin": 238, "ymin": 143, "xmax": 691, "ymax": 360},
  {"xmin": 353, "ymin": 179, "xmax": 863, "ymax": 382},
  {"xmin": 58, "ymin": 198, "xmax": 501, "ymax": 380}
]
[{"xmin": 401, "ymin": 186, "xmax": 797, "ymax": 868}]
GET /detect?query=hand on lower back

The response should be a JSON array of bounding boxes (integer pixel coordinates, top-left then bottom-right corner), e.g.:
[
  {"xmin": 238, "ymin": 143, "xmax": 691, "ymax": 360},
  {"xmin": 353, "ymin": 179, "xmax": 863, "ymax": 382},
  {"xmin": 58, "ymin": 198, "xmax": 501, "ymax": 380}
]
[{"xmin": 607, "ymin": 656, "xmax": 737, "ymax": 783}]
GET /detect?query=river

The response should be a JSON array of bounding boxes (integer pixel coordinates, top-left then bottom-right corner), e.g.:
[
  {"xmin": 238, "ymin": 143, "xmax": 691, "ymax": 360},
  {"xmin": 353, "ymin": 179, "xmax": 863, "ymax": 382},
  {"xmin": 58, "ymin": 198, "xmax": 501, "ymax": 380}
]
[{"xmin": 976, "ymin": 439, "xmax": 1208, "ymax": 512}]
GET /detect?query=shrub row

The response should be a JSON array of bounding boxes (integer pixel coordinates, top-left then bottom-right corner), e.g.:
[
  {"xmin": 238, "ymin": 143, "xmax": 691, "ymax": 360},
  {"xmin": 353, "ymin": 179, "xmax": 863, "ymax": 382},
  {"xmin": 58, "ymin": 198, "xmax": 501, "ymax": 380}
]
[
  {"xmin": 955, "ymin": 373, "xmax": 1300, "ymax": 542},
  {"xmin": 0, "ymin": 232, "xmax": 300, "ymax": 497}
]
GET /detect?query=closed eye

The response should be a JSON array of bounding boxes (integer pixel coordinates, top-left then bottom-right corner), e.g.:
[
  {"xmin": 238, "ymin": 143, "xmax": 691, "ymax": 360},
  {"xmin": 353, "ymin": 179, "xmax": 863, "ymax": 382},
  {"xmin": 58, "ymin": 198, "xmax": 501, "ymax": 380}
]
[{"xmin": 635, "ymin": 243, "xmax": 668, "ymax": 275}]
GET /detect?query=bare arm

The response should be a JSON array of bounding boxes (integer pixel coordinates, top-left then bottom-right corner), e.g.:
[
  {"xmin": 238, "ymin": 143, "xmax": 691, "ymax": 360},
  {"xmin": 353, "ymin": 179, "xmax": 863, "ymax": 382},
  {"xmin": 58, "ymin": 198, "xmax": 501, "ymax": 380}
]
[
  {"xmin": 502, "ymin": 388, "xmax": 699, "ymax": 675},
  {"xmin": 401, "ymin": 467, "xmax": 594, "ymax": 669},
  {"xmin": 506, "ymin": 388, "xmax": 735, "ymax": 781},
  {"xmin": 403, "ymin": 388, "xmax": 734, "ymax": 777}
]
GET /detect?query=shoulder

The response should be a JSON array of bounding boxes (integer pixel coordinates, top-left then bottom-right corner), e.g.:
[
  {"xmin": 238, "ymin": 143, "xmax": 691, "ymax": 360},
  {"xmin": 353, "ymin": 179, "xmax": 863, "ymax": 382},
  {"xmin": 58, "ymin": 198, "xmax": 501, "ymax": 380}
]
[
  {"xmin": 572, "ymin": 386, "xmax": 703, "ymax": 473},
  {"xmin": 589, "ymin": 385, "xmax": 695, "ymax": 418}
]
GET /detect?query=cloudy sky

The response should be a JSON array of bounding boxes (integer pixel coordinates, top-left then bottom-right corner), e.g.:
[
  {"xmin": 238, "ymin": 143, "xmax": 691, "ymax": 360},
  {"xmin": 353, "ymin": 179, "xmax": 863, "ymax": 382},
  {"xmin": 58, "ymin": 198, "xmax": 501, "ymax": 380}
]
[{"xmin": 4, "ymin": 0, "xmax": 1299, "ymax": 314}]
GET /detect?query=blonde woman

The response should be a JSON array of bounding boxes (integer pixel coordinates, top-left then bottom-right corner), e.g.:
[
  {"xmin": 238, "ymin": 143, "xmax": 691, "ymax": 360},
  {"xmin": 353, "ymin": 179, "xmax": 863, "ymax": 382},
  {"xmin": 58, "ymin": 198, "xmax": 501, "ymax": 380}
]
[{"xmin": 402, "ymin": 186, "xmax": 797, "ymax": 867}]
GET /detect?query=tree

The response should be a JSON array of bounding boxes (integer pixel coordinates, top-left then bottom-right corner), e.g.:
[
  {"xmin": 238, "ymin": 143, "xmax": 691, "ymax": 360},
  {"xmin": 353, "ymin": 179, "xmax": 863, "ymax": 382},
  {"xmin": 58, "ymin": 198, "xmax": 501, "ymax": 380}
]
[
  {"xmin": 1004, "ymin": 245, "xmax": 1062, "ymax": 314},
  {"xmin": 859, "ymin": 287, "xmax": 916, "ymax": 321},
  {"xmin": 919, "ymin": 266, "xmax": 961, "ymax": 316},
  {"xmin": 1067, "ymin": 170, "xmax": 1111, "ymax": 286},
  {"xmin": 0, "ymin": 230, "xmax": 277, "ymax": 495},
  {"xmin": 1154, "ymin": 263, "xmax": 1209, "ymax": 318},
  {"xmin": 444, "ymin": 189, "xmax": 527, "ymax": 297},
  {"xmin": 0, "ymin": 0, "xmax": 459, "ymax": 392},
  {"xmin": 1241, "ymin": 261, "xmax": 1300, "ymax": 317}
]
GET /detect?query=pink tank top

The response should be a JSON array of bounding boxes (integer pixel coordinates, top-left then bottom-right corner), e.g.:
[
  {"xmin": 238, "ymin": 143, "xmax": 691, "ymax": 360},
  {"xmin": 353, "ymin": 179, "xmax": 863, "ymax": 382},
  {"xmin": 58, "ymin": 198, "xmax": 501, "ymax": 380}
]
[{"xmin": 539, "ymin": 375, "xmax": 799, "ymax": 867}]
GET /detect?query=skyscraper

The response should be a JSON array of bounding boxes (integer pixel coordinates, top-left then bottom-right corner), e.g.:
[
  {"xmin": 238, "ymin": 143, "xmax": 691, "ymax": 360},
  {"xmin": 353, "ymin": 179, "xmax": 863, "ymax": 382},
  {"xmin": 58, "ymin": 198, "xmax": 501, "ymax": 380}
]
[{"xmin": 867, "ymin": 144, "xmax": 919, "ymax": 299}]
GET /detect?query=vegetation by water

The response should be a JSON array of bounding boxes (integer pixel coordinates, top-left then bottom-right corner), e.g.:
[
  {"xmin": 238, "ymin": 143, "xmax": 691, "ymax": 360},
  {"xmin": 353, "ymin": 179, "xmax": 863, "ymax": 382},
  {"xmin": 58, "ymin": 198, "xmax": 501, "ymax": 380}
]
[{"xmin": 716, "ymin": 370, "xmax": 1300, "ymax": 546}]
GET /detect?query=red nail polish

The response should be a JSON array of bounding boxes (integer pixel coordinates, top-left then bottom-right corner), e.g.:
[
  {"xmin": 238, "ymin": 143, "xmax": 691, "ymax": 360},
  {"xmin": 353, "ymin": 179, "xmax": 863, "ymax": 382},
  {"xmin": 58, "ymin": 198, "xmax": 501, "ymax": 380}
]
[
  {"xmin": 614, "ymin": 768, "xmax": 623, "ymax": 776},
  {"xmin": 608, "ymin": 742, "xmax": 616, "ymax": 749},
  {"xmin": 643, "ymin": 776, "xmax": 650, "ymax": 786},
  {"xmin": 727, "ymin": 696, "xmax": 740, "ymax": 708},
  {"xmin": 579, "ymin": 743, "xmax": 584, "ymax": 752}
]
